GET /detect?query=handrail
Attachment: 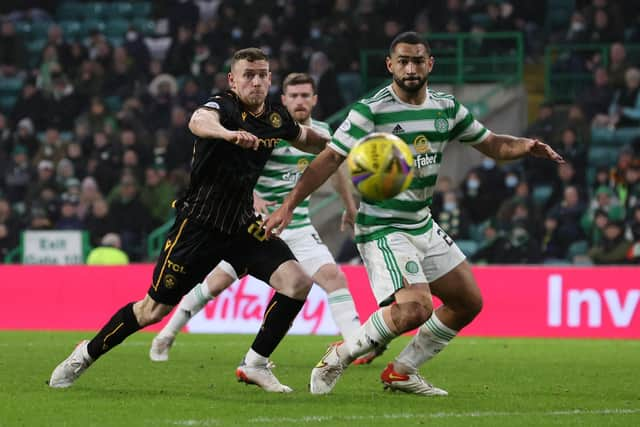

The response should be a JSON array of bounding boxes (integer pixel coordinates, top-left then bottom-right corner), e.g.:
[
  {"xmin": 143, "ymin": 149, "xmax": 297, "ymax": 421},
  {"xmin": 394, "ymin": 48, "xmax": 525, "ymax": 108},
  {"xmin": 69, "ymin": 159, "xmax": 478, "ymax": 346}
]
[
  {"xmin": 544, "ymin": 42, "xmax": 640, "ymax": 102},
  {"xmin": 359, "ymin": 31, "xmax": 524, "ymax": 91}
]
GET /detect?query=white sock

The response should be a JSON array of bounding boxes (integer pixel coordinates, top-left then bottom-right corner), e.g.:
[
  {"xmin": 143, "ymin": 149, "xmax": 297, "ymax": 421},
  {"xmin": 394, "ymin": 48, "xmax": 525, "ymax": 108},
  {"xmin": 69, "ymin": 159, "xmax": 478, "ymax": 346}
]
[
  {"xmin": 344, "ymin": 308, "xmax": 396, "ymax": 362},
  {"xmin": 395, "ymin": 312, "xmax": 457, "ymax": 373},
  {"xmin": 158, "ymin": 282, "xmax": 212, "ymax": 338},
  {"xmin": 327, "ymin": 288, "xmax": 361, "ymax": 345},
  {"xmin": 244, "ymin": 348, "xmax": 268, "ymax": 366}
]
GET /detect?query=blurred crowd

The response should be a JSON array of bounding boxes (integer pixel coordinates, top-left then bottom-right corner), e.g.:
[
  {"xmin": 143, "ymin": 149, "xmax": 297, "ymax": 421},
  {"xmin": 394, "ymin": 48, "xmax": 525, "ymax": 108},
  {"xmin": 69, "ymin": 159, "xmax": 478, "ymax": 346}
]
[{"xmin": 0, "ymin": 0, "xmax": 639, "ymax": 264}]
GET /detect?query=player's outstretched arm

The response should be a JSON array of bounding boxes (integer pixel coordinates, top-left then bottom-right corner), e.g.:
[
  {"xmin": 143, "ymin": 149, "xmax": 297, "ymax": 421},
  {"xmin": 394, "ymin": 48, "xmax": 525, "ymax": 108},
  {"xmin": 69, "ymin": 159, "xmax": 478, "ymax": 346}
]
[
  {"xmin": 329, "ymin": 165, "xmax": 358, "ymax": 232},
  {"xmin": 474, "ymin": 133, "xmax": 565, "ymax": 163},
  {"xmin": 189, "ymin": 108, "xmax": 259, "ymax": 149},
  {"xmin": 264, "ymin": 148, "xmax": 345, "ymax": 236},
  {"xmin": 289, "ymin": 125, "xmax": 330, "ymax": 154}
]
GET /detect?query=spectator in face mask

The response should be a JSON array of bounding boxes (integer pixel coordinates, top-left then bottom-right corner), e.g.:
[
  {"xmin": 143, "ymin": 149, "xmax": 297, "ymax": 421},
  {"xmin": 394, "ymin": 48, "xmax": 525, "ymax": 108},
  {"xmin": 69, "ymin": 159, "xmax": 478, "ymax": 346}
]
[{"xmin": 435, "ymin": 190, "xmax": 469, "ymax": 240}]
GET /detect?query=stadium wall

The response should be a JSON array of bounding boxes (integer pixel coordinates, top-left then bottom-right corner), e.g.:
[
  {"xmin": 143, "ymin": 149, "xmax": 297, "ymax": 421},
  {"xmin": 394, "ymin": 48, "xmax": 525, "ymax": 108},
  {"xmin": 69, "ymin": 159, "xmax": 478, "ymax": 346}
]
[{"xmin": 0, "ymin": 265, "xmax": 638, "ymax": 339}]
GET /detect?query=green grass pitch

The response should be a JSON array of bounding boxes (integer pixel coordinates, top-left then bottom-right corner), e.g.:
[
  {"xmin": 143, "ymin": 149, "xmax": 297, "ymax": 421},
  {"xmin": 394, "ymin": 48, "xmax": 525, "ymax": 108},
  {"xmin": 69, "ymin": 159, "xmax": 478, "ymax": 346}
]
[{"xmin": 0, "ymin": 331, "xmax": 638, "ymax": 426}]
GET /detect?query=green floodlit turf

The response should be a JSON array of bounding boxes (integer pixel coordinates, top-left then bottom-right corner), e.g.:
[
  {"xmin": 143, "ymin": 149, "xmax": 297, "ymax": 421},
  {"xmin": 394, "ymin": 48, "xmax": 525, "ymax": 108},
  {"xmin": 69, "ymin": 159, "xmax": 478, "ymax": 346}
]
[{"xmin": 0, "ymin": 331, "xmax": 638, "ymax": 427}]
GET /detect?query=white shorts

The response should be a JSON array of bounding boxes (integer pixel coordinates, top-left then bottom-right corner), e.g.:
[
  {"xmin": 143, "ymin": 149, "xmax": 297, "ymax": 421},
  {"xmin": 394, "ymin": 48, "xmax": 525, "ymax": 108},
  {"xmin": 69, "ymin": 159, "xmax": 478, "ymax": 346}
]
[
  {"xmin": 218, "ymin": 225, "xmax": 335, "ymax": 279},
  {"xmin": 357, "ymin": 220, "xmax": 466, "ymax": 306}
]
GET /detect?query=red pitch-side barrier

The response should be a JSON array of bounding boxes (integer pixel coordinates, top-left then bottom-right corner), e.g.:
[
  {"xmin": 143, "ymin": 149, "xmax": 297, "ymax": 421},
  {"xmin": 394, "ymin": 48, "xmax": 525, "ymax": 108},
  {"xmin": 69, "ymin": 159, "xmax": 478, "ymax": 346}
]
[{"xmin": 0, "ymin": 265, "xmax": 638, "ymax": 338}]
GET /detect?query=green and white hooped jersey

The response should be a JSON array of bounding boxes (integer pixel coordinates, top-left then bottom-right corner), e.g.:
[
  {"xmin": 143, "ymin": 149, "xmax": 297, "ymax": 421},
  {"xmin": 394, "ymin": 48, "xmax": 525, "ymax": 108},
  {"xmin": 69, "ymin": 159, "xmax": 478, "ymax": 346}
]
[
  {"xmin": 255, "ymin": 119, "xmax": 332, "ymax": 229},
  {"xmin": 329, "ymin": 85, "xmax": 490, "ymax": 243}
]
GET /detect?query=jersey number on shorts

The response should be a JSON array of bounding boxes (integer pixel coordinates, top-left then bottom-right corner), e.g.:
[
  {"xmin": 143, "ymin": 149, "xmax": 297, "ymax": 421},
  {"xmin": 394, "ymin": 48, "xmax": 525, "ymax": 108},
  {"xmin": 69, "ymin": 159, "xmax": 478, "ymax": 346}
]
[
  {"xmin": 436, "ymin": 227, "xmax": 454, "ymax": 246},
  {"xmin": 248, "ymin": 221, "xmax": 268, "ymax": 242},
  {"xmin": 311, "ymin": 233, "xmax": 323, "ymax": 245}
]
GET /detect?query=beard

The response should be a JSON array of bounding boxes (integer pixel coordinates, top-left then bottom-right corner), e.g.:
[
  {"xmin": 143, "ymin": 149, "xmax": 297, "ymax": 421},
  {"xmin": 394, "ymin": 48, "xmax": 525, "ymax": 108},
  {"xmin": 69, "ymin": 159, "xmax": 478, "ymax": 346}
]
[{"xmin": 393, "ymin": 75, "xmax": 428, "ymax": 93}]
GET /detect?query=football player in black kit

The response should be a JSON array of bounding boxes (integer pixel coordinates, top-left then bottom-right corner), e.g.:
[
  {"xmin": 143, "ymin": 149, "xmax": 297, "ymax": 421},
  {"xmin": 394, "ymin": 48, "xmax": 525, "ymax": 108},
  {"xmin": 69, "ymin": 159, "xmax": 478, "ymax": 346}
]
[{"xmin": 49, "ymin": 48, "xmax": 329, "ymax": 393}]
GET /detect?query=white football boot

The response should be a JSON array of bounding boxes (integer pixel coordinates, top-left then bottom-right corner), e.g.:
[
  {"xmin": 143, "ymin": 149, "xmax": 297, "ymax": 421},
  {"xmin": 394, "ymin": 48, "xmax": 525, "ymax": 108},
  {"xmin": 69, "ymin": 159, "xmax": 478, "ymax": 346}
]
[
  {"xmin": 309, "ymin": 342, "xmax": 349, "ymax": 394},
  {"xmin": 149, "ymin": 335, "xmax": 175, "ymax": 362},
  {"xmin": 380, "ymin": 363, "xmax": 448, "ymax": 396},
  {"xmin": 49, "ymin": 340, "xmax": 93, "ymax": 388},
  {"xmin": 236, "ymin": 361, "xmax": 292, "ymax": 393}
]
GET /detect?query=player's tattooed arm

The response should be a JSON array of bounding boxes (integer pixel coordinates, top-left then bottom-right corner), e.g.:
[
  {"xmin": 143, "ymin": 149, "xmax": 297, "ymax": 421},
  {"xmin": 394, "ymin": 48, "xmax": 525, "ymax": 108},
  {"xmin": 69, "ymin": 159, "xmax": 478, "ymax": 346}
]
[{"xmin": 189, "ymin": 108, "xmax": 259, "ymax": 149}]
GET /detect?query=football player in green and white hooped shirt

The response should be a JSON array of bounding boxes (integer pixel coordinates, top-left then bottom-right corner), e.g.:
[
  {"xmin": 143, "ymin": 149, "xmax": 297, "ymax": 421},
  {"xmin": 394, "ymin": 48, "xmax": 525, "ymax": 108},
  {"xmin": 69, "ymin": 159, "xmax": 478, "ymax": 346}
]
[
  {"xmin": 266, "ymin": 32, "xmax": 564, "ymax": 396},
  {"xmin": 150, "ymin": 73, "xmax": 373, "ymax": 365}
]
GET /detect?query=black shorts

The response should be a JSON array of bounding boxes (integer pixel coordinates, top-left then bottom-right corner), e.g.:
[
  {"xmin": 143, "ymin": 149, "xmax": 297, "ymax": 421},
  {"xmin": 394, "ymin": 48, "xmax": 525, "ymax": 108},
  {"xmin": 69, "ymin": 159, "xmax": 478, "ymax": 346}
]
[{"xmin": 149, "ymin": 214, "xmax": 296, "ymax": 305}]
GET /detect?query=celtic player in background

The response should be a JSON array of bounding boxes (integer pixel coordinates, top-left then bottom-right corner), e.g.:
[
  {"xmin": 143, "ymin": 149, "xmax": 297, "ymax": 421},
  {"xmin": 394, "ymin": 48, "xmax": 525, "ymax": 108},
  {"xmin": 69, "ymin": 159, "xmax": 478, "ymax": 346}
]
[
  {"xmin": 265, "ymin": 32, "xmax": 564, "ymax": 396},
  {"xmin": 150, "ymin": 73, "xmax": 382, "ymax": 366}
]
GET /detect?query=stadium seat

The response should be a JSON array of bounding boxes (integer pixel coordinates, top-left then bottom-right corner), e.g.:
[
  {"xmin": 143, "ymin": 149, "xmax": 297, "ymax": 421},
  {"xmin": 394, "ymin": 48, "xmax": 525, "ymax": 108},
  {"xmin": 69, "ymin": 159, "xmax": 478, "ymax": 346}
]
[
  {"xmin": 82, "ymin": 19, "xmax": 106, "ymax": 35},
  {"xmin": 132, "ymin": 18, "xmax": 155, "ymax": 35},
  {"xmin": 30, "ymin": 21, "xmax": 52, "ymax": 41},
  {"xmin": 103, "ymin": 96, "xmax": 122, "ymax": 113},
  {"xmin": 532, "ymin": 185, "xmax": 553, "ymax": 207},
  {"xmin": 0, "ymin": 76, "xmax": 24, "ymax": 96},
  {"xmin": 84, "ymin": 2, "xmax": 109, "ymax": 20},
  {"xmin": 588, "ymin": 146, "xmax": 618, "ymax": 168},
  {"xmin": 59, "ymin": 20, "xmax": 83, "ymax": 40},
  {"xmin": 545, "ymin": 0, "xmax": 575, "ymax": 31},
  {"xmin": 14, "ymin": 21, "xmax": 32, "ymax": 38},
  {"xmin": 0, "ymin": 95, "xmax": 18, "ymax": 114},
  {"xmin": 112, "ymin": 2, "xmax": 135, "ymax": 18},
  {"xmin": 56, "ymin": 2, "xmax": 85, "ymax": 21},
  {"xmin": 104, "ymin": 19, "xmax": 130, "ymax": 38},
  {"xmin": 567, "ymin": 240, "xmax": 589, "ymax": 260},
  {"xmin": 457, "ymin": 240, "xmax": 479, "ymax": 257},
  {"xmin": 130, "ymin": 2, "xmax": 152, "ymax": 18}
]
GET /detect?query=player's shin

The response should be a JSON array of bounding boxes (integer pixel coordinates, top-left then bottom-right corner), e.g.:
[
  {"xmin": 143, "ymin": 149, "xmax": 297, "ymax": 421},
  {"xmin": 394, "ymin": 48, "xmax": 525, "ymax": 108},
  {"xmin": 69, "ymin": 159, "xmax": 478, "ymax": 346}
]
[
  {"xmin": 344, "ymin": 308, "xmax": 397, "ymax": 364},
  {"xmin": 327, "ymin": 288, "xmax": 361, "ymax": 345},
  {"xmin": 87, "ymin": 302, "xmax": 141, "ymax": 360},
  {"xmin": 244, "ymin": 292, "xmax": 304, "ymax": 365},
  {"xmin": 395, "ymin": 311, "xmax": 457, "ymax": 372},
  {"xmin": 159, "ymin": 281, "xmax": 213, "ymax": 338}
]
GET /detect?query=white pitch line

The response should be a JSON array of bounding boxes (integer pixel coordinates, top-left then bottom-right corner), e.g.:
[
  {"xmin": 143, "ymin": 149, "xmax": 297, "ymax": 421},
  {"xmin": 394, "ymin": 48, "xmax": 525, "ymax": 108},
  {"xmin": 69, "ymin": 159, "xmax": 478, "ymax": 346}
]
[{"xmin": 163, "ymin": 408, "xmax": 640, "ymax": 426}]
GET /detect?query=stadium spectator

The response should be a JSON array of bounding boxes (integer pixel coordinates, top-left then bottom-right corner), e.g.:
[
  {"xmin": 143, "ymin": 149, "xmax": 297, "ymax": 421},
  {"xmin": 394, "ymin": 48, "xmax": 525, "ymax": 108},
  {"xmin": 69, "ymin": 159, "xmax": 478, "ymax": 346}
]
[
  {"xmin": 26, "ymin": 159, "xmax": 58, "ymax": 205},
  {"xmin": 11, "ymin": 79, "xmax": 48, "ymax": 135},
  {"xmin": 45, "ymin": 72, "xmax": 86, "ymax": 131},
  {"xmin": 0, "ymin": 20, "xmax": 25, "ymax": 75},
  {"xmin": 607, "ymin": 42, "xmax": 630, "ymax": 90},
  {"xmin": 32, "ymin": 127, "xmax": 66, "ymax": 168},
  {"xmin": 139, "ymin": 166, "xmax": 175, "ymax": 229},
  {"xmin": 588, "ymin": 217, "xmax": 633, "ymax": 264},
  {"xmin": 107, "ymin": 173, "xmax": 152, "ymax": 260},
  {"xmin": 546, "ymin": 185, "xmax": 586, "ymax": 258},
  {"xmin": 84, "ymin": 198, "xmax": 115, "ymax": 247},
  {"xmin": 86, "ymin": 232, "xmax": 129, "ymax": 265},
  {"xmin": 147, "ymin": 74, "xmax": 178, "ymax": 131},
  {"xmin": 12, "ymin": 118, "xmax": 39, "ymax": 158},
  {"xmin": 164, "ymin": 25, "xmax": 196, "ymax": 77},
  {"xmin": 55, "ymin": 192, "xmax": 83, "ymax": 230},
  {"xmin": 3, "ymin": 144, "xmax": 30, "ymax": 206},
  {"xmin": 309, "ymin": 51, "xmax": 343, "ymax": 119},
  {"xmin": 581, "ymin": 185, "xmax": 622, "ymax": 239},
  {"xmin": 435, "ymin": 190, "xmax": 469, "ymax": 240},
  {"xmin": 580, "ymin": 67, "xmax": 614, "ymax": 121},
  {"xmin": 0, "ymin": 196, "xmax": 20, "ymax": 260},
  {"xmin": 74, "ymin": 60, "xmax": 106, "ymax": 101},
  {"xmin": 555, "ymin": 129, "xmax": 588, "ymax": 180},
  {"xmin": 628, "ymin": 204, "xmax": 640, "ymax": 241},
  {"xmin": 609, "ymin": 67, "xmax": 640, "ymax": 128}
]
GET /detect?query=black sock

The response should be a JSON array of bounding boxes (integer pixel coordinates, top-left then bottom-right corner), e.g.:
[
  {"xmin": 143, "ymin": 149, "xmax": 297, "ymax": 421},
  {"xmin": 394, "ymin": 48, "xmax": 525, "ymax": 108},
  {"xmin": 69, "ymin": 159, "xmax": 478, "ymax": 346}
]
[
  {"xmin": 250, "ymin": 293, "xmax": 304, "ymax": 357},
  {"xmin": 87, "ymin": 302, "xmax": 141, "ymax": 360}
]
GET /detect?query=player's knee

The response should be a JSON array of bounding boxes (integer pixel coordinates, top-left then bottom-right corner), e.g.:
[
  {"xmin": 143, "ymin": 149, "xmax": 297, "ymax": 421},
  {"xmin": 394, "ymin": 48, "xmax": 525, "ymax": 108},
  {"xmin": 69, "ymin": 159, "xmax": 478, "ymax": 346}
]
[
  {"xmin": 134, "ymin": 299, "xmax": 171, "ymax": 326},
  {"xmin": 284, "ymin": 272, "xmax": 313, "ymax": 300},
  {"xmin": 315, "ymin": 266, "xmax": 347, "ymax": 293},
  {"xmin": 393, "ymin": 301, "xmax": 432, "ymax": 331}
]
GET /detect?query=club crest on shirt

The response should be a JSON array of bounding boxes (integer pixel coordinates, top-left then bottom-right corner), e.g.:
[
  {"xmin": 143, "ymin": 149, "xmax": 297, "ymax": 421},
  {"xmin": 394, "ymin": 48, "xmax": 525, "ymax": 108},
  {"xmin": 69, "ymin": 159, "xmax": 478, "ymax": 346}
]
[
  {"xmin": 435, "ymin": 117, "xmax": 449, "ymax": 133},
  {"xmin": 297, "ymin": 158, "xmax": 309, "ymax": 172},
  {"xmin": 241, "ymin": 112, "xmax": 247, "ymax": 121},
  {"xmin": 269, "ymin": 112, "xmax": 282, "ymax": 128},
  {"xmin": 164, "ymin": 274, "xmax": 176, "ymax": 289}
]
